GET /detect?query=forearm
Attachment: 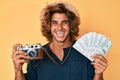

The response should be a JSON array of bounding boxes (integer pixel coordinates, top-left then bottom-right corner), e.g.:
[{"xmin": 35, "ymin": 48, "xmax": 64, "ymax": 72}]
[
  {"xmin": 93, "ymin": 74, "xmax": 104, "ymax": 80},
  {"xmin": 15, "ymin": 70, "xmax": 26, "ymax": 80}
]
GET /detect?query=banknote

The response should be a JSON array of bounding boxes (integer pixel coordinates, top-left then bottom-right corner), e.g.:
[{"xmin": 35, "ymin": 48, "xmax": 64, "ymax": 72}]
[{"xmin": 73, "ymin": 32, "xmax": 112, "ymax": 61}]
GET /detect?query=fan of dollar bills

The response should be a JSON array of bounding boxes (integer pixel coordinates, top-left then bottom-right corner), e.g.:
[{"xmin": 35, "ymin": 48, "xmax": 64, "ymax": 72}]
[{"xmin": 73, "ymin": 32, "xmax": 112, "ymax": 61}]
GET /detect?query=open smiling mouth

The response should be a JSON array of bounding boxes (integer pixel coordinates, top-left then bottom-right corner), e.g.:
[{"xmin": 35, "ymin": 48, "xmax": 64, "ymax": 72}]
[{"xmin": 56, "ymin": 31, "xmax": 65, "ymax": 37}]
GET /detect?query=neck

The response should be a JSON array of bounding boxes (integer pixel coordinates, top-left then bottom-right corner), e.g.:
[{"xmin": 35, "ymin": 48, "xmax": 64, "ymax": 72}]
[
  {"xmin": 50, "ymin": 40, "xmax": 73, "ymax": 49},
  {"xmin": 49, "ymin": 40, "xmax": 73, "ymax": 61}
]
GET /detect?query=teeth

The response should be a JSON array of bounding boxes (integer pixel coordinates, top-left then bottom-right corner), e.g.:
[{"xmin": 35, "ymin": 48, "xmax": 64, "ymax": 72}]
[
  {"xmin": 56, "ymin": 31, "xmax": 64, "ymax": 37},
  {"xmin": 57, "ymin": 32, "xmax": 64, "ymax": 34}
]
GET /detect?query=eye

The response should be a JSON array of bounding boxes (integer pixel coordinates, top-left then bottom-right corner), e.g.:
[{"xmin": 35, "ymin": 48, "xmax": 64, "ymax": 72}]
[
  {"xmin": 51, "ymin": 21, "xmax": 57, "ymax": 25},
  {"xmin": 62, "ymin": 20, "xmax": 70, "ymax": 25}
]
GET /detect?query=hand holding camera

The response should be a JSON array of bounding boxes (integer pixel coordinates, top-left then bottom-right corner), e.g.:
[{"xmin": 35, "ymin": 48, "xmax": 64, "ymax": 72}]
[
  {"xmin": 18, "ymin": 43, "xmax": 42, "ymax": 60},
  {"xmin": 11, "ymin": 43, "xmax": 44, "ymax": 71},
  {"xmin": 12, "ymin": 43, "xmax": 30, "ymax": 71}
]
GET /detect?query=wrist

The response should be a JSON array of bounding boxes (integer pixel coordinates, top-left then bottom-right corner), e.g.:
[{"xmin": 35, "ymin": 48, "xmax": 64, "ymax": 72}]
[
  {"xmin": 14, "ymin": 69, "xmax": 25, "ymax": 80},
  {"xmin": 15, "ymin": 69, "xmax": 22, "ymax": 73},
  {"xmin": 14, "ymin": 64, "xmax": 23, "ymax": 72},
  {"xmin": 94, "ymin": 73, "xmax": 104, "ymax": 80}
]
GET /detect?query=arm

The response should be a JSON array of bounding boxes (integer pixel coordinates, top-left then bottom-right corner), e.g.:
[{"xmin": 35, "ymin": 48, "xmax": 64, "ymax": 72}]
[
  {"xmin": 93, "ymin": 73, "xmax": 103, "ymax": 80},
  {"xmin": 11, "ymin": 44, "xmax": 29, "ymax": 80},
  {"xmin": 91, "ymin": 54, "xmax": 108, "ymax": 80},
  {"xmin": 15, "ymin": 70, "xmax": 26, "ymax": 80}
]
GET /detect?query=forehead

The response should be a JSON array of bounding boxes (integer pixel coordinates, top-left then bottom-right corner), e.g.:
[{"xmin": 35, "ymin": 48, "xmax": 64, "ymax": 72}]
[{"xmin": 51, "ymin": 13, "xmax": 68, "ymax": 20}]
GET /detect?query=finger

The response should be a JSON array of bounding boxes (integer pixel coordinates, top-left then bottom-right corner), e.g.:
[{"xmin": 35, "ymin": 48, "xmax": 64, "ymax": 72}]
[
  {"xmin": 92, "ymin": 54, "xmax": 108, "ymax": 63},
  {"xmin": 94, "ymin": 58, "xmax": 108, "ymax": 67},
  {"xmin": 17, "ymin": 54, "xmax": 30, "ymax": 60},
  {"xmin": 93, "ymin": 65, "xmax": 104, "ymax": 74},
  {"xmin": 12, "ymin": 43, "xmax": 22, "ymax": 53},
  {"xmin": 25, "ymin": 60, "xmax": 29, "ymax": 63},
  {"xmin": 93, "ymin": 65, "xmax": 102, "ymax": 71},
  {"xmin": 15, "ymin": 50, "xmax": 27, "ymax": 55},
  {"xmin": 91, "ymin": 62, "xmax": 104, "ymax": 69},
  {"xmin": 91, "ymin": 61, "xmax": 107, "ymax": 72},
  {"xmin": 17, "ymin": 59, "xmax": 28, "ymax": 64},
  {"xmin": 12, "ymin": 50, "xmax": 27, "ymax": 59},
  {"xmin": 92, "ymin": 62, "xmax": 106, "ymax": 74},
  {"xmin": 13, "ymin": 52, "xmax": 30, "ymax": 61}
]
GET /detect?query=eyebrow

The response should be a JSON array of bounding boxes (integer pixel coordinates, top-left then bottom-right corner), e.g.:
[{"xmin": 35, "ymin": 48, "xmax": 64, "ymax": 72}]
[
  {"xmin": 62, "ymin": 20, "xmax": 70, "ymax": 22},
  {"xmin": 51, "ymin": 20, "xmax": 70, "ymax": 22},
  {"xmin": 51, "ymin": 20, "xmax": 57, "ymax": 22}
]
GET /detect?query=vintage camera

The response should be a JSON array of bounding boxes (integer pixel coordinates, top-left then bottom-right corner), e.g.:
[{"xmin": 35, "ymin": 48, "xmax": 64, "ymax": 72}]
[{"xmin": 18, "ymin": 43, "xmax": 41, "ymax": 59}]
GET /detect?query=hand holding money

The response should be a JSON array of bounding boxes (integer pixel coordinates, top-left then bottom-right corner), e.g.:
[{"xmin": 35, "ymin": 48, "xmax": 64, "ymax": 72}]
[{"xmin": 73, "ymin": 32, "xmax": 112, "ymax": 61}]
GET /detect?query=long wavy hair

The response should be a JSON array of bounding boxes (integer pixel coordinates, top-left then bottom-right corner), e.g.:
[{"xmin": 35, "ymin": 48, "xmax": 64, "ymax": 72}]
[{"xmin": 40, "ymin": 2, "xmax": 80, "ymax": 42}]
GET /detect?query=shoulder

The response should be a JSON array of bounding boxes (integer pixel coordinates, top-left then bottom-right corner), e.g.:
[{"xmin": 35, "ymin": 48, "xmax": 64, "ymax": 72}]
[
  {"xmin": 42, "ymin": 43, "xmax": 49, "ymax": 49},
  {"xmin": 70, "ymin": 47, "xmax": 91, "ymax": 63}
]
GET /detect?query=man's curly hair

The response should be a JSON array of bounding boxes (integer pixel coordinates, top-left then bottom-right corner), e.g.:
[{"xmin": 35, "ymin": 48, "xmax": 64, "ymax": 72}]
[{"xmin": 40, "ymin": 2, "xmax": 80, "ymax": 42}]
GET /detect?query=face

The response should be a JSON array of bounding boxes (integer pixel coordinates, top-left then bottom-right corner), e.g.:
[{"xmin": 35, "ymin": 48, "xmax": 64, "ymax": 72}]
[{"xmin": 50, "ymin": 13, "xmax": 70, "ymax": 43}]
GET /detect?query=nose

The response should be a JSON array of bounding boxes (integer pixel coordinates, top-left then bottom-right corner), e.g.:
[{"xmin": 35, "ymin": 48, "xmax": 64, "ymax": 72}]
[{"xmin": 57, "ymin": 23, "xmax": 63, "ymax": 30}]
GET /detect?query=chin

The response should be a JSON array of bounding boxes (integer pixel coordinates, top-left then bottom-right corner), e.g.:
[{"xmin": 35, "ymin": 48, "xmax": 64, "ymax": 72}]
[
  {"xmin": 56, "ymin": 38, "xmax": 68, "ymax": 43},
  {"xmin": 53, "ymin": 36, "xmax": 69, "ymax": 43},
  {"xmin": 57, "ymin": 39, "xmax": 65, "ymax": 42}
]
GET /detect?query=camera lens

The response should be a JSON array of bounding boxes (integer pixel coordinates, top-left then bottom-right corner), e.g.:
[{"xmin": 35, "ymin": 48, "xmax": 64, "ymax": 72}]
[{"xmin": 28, "ymin": 51, "xmax": 36, "ymax": 57}]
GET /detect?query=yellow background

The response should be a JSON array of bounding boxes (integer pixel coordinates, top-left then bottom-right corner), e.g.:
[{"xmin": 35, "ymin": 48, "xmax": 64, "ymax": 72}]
[{"xmin": 0, "ymin": 0, "xmax": 120, "ymax": 80}]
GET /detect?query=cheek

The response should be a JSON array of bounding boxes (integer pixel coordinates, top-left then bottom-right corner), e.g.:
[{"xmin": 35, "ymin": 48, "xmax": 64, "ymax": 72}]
[
  {"xmin": 51, "ymin": 26, "xmax": 55, "ymax": 31},
  {"xmin": 50, "ymin": 26, "xmax": 56, "ymax": 34},
  {"xmin": 65, "ymin": 26, "xmax": 71, "ymax": 32}
]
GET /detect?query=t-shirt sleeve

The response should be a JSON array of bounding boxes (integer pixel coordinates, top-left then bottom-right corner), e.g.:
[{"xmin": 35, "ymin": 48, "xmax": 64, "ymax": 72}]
[
  {"xmin": 24, "ymin": 60, "xmax": 41, "ymax": 80},
  {"xmin": 87, "ymin": 60, "xmax": 95, "ymax": 80}
]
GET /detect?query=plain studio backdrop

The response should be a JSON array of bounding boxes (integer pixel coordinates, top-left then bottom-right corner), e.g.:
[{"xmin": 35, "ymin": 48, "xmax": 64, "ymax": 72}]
[{"xmin": 0, "ymin": 0, "xmax": 120, "ymax": 80}]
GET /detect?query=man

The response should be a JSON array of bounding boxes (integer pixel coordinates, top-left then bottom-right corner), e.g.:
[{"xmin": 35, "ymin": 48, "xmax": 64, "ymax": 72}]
[{"xmin": 12, "ymin": 2, "xmax": 108, "ymax": 80}]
